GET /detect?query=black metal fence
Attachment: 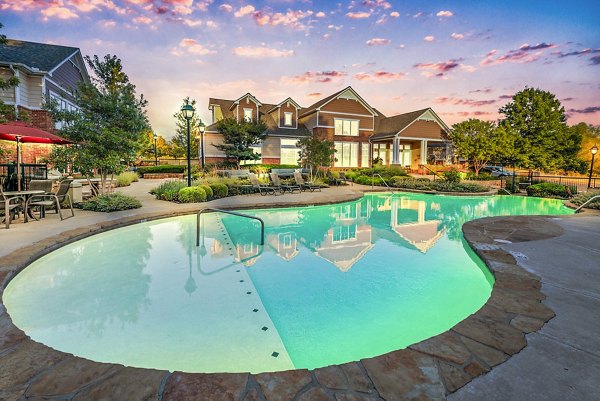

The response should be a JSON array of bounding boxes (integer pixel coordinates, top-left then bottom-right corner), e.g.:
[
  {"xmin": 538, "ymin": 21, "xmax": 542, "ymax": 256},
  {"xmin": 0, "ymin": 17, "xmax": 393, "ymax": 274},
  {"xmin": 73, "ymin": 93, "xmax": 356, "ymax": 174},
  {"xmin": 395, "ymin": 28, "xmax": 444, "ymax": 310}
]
[
  {"xmin": 0, "ymin": 163, "xmax": 48, "ymax": 191},
  {"xmin": 500, "ymin": 172, "xmax": 599, "ymax": 193}
]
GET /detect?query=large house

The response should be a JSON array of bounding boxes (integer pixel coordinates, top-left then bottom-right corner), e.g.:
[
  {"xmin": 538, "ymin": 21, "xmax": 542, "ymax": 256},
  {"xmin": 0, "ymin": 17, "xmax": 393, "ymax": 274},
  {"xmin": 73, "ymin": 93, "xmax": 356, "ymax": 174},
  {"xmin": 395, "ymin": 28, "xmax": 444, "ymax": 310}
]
[
  {"xmin": 0, "ymin": 39, "xmax": 90, "ymax": 163},
  {"xmin": 205, "ymin": 86, "xmax": 451, "ymax": 170}
]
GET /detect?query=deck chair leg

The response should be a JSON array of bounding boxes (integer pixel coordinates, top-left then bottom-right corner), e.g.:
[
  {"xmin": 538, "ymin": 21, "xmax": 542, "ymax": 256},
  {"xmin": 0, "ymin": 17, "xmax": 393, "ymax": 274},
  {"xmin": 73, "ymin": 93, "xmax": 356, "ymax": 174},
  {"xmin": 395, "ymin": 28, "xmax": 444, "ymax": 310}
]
[{"xmin": 65, "ymin": 194, "xmax": 75, "ymax": 219}]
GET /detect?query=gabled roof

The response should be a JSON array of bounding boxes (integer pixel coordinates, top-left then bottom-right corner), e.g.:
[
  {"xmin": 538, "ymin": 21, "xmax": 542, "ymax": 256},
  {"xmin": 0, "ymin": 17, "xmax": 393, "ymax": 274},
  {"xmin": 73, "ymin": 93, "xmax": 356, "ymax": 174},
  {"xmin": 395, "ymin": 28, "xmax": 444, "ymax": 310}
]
[
  {"xmin": 0, "ymin": 39, "xmax": 79, "ymax": 73},
  {"xmin": 266, "ymin": 97, "xmax": 302, "ymax": 113},
  {"xmin": 371, "ymin": 108, "xmax": 450, "ymax": 140},
  {"xmin": 299, "ymin": 86, "xmax": 379, "ymax": 118},
  {"xmin": 229, "ymin": 93, "xmax": 262, "ymax": 110}
]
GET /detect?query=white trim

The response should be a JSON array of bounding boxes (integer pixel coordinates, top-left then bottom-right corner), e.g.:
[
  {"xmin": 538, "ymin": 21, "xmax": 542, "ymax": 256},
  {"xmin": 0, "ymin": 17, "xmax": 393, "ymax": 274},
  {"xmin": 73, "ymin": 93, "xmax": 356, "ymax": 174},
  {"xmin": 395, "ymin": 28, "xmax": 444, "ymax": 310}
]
[
  {"xmin": 398, "ymin": 136, "xmax": 445, "ymax": 142},
  {"xmin": 48, "ymin": 50, "xmax": 79, "ymax": 75},
  {"xmin": 231, "ymin": 92, "xmax": 262, "ymax": 108},
  {"xmin": 316, "ymin": 86, "xmax": 378, "ymax": 117},
  {"xmin": 45, "ymin": 76, "xmax": 75, "ymax": 98},
  {"xmin": 319, "ymin": 110, "xmax": 373, "ymax": 117},
  {"xmin": 41, "ymin": 76, "xmax": 46, "ymax": 99},
  {"xmin": 13, "ymin": 68, "xmax": 20, "ymax": 105}
]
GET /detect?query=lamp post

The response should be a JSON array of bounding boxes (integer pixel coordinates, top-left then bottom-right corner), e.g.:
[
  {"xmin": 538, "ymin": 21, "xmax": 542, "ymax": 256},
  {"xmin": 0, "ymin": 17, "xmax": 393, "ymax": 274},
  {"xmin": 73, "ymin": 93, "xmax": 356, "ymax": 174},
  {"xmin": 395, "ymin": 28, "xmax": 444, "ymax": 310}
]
[
  {"xmin": 181, "ymin": 103, "xmax": 195, "ymax": 186},
  {"xmin": 588, "ymin": 144, "xmax": 598, "ymax": 189},
  {"xmin": 199, "ymin": 121, "xmax": 206, "ymax": 170},
  {"xmin": 153, "ymin": 133, "xmax": 158, "ymax": 166}
]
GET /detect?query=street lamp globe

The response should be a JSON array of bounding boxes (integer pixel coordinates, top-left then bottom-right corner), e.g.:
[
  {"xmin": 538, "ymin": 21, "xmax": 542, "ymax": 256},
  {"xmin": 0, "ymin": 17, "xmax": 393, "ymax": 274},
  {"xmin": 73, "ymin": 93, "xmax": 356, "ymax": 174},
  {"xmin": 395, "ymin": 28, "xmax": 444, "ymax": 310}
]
[
  {"xmin": 181, "ymin": 103, "xmax": 195, "ymax": 120},
  {"xmin": 592, "ymin": 144, "xmax": 598, "ymax": 155}
]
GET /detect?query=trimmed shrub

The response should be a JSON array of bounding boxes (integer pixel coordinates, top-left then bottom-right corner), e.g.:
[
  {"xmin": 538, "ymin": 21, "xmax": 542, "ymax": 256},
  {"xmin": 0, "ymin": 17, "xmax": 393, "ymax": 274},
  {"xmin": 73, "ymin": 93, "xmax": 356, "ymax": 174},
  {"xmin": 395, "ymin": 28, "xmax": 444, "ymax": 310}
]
[
  {"xmin": 178, "ymin": 186, "xmax": 207, "ymax": 203},
  {"xmin": 391, "ymin": 177, "xmax": 433, "ymax": 190},
  {"xmin": 79, "ymin": 193, "xmax": 141, "ymax": 212},
  {"xmin": 247, "ymin": 164, "xmax": 300, "ymax": 173},
  {"xmin": 466, "ymin": 171, "xmax": 495, "ymax": 181},
  {"xmin": 432, "ymin": 181, "xmax": 488, "ymax": 193},
  {"xmin": 137, "ymin": 165, "xmax": 186, "ymax": 176},
  {"xmin": 442, "ymin": 168, "xmax": 461, "ymax": 183},
  {"xmin": 199, "ymin": 184, "xmax": 213, "ymax": 200},
  {"xmin": 571, "ymin": 190, "xmax": 600, "ymax": 210},
  {"xmin": 150, "ymin": 180, "xmax": 187, "ymax": 201},
  {"xmin": 526, "ymin": 182, "xmax": 572, "ymax": 199},
  {"xmin": 115, "ymin": 171, "xmax": 139, "ymax": 187},
  {"xmin": 209, "ymin": 183, "xmax": 228, "ymax": 198},
  {"xmin": 348, "ymin": 166, "xmax": 408, "ymax": 180}
]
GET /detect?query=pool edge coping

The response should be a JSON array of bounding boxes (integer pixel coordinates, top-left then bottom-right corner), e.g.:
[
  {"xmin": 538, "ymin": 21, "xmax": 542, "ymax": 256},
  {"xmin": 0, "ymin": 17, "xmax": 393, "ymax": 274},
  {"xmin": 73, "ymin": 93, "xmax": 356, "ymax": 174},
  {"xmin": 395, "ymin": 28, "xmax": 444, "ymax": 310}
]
[{"xmin": 0, "ymin": 197, "xmax": 568, "ymax": 400}]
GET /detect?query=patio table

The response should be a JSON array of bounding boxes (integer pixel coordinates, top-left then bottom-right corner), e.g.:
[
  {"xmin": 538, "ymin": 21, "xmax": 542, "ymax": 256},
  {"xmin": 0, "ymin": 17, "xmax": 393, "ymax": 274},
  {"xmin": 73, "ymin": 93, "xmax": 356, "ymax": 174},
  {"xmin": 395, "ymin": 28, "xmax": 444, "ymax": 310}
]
[{"xmin": 3, "ymin": 190, "xmax": 45, "ymax": 222}]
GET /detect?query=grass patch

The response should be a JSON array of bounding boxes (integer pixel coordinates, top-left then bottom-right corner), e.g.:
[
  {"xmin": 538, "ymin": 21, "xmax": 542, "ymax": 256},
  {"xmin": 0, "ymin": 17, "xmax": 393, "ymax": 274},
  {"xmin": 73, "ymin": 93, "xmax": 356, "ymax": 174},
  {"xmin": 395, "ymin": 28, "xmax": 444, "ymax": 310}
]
[
  {"xmin": 78, "ymin": 193, "xmax": 141, "ymax": 212},
  {"xmin": 115, "ymin": 171, "xmax": 139, "ymax": 187}
]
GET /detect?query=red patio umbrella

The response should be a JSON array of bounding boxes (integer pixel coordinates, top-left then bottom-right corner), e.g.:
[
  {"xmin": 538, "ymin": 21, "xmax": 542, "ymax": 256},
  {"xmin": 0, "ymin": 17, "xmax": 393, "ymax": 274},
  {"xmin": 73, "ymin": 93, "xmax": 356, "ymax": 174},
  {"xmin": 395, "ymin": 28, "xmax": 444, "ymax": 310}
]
[{"xmin": 0, "ymin": 122, "xmax": 73, "ymax": 191}]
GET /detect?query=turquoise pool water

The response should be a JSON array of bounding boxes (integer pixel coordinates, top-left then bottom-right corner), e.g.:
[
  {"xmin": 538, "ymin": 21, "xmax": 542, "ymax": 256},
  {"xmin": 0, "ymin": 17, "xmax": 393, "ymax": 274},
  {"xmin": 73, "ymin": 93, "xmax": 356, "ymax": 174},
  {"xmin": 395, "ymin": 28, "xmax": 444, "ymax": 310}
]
[{"xmin": 4, "ymin": 193, "xmax": 572, "ymax": 373}]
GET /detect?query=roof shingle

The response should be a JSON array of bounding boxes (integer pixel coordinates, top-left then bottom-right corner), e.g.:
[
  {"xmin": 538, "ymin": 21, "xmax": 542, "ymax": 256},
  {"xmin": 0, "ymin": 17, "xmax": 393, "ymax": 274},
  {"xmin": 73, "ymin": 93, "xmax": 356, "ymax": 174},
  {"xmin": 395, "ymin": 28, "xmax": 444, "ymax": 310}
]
[{"xmin": 0, "ymin": 39, "xmax": 78, "ymax": 72}]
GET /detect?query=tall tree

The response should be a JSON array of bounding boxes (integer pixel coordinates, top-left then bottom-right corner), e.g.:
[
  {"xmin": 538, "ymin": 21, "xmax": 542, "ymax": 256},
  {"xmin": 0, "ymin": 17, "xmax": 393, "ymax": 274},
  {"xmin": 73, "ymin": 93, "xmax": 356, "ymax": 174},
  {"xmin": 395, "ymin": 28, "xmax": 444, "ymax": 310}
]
[
  {"xmin": 449, "ymin": 119, "xmax": 501, "ymax": 175},
  {"xmin": 573, "ymin": 123, "xmax": 600, "ymax": 174},
  {"xmin": 46, "ymin": 54, "xmax": 150, "ymax": 194},
  {"xmin": 171, "ymin": 97, "xmax": 202, "ymax": 159},
  {"xmin": 213, "ymin": 117, "xmax": 267, "ymax": 169},
  {"xmin": 0, "ymin": 23, "xmax": 20, "ymax": 124},
  {"xmin": 297, "ymin": 136, "xmax": 336, "ymax": 177},
  {"xmin": 499, "ymin": 87, "xmax": 580, "ymax": 172}
]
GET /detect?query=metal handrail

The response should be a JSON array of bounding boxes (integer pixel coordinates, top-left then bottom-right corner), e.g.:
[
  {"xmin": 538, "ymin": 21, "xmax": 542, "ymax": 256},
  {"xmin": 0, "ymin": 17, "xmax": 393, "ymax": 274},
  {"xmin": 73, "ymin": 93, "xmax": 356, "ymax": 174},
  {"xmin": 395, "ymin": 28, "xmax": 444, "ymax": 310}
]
[
  {"xmin": 372, "ymin": 173, "xmax": 395, "ymax": 193},
  {"xmin": 196, "ymin": 207, "xmax": 265, "ymax": 246},
  {"xmin": 574, "ymin": 194, "xmax": 600, "ymax": 213},
  {"xmin": 419, "ymin": 164, "xmax": 440, "ymax": 181}
]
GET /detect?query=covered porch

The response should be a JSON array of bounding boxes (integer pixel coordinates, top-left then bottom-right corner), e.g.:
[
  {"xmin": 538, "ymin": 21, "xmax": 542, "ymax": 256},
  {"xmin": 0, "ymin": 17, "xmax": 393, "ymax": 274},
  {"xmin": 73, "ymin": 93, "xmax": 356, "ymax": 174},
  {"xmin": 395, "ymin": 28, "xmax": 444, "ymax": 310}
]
[{"xmin": 371, "ymin": 137, "xmax": 451, "ymax": 172}]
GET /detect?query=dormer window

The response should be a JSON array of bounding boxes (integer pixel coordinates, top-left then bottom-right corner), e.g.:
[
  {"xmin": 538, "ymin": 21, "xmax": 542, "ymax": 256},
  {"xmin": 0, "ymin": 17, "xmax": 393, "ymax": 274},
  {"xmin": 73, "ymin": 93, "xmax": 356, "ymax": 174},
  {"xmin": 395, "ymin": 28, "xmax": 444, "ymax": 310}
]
[
  {"xmin": 243, "ymin": 108, "xmax": 253, "ymax": 122},
  {"xmin": 284, "ymin": 112, "xmax": 293, "ymax": 127}
]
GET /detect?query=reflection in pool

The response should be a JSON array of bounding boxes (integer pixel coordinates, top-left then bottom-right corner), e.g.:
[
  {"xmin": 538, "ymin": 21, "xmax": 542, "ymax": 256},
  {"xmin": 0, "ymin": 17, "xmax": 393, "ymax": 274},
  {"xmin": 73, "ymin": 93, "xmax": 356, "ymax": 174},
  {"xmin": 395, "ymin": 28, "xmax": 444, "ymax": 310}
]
[{"xmin": 4, "ymin": 193, "xmax": 571, "ymax": 373}]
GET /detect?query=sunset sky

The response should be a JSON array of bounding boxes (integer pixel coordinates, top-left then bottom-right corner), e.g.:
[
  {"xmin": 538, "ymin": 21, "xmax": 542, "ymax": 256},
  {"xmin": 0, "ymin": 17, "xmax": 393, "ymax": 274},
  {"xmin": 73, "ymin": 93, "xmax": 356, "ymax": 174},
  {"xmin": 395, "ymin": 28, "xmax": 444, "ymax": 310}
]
[{"xmin": 1, "ymin": 0, "xmax": 599, "ymax": 137}]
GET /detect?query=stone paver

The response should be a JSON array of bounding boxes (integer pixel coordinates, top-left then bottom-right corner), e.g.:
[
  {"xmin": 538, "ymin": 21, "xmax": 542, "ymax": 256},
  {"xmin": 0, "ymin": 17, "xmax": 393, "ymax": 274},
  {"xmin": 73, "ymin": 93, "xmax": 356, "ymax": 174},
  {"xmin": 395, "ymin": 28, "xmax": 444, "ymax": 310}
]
[{"xmin": 0, "ymin": 179, "xmax": 598, "ymax": 400}]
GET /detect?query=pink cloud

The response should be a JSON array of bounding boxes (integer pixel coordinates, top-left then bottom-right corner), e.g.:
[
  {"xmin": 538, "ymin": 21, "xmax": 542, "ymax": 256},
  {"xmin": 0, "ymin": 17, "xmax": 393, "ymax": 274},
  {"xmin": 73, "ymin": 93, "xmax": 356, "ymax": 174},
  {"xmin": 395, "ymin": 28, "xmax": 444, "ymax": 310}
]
[
  {"xmin": 234, "ymin": 5, "xmax": 255, "ymax": 17},
  {"xmin": 42, "ymin": 7, "xmax": 79, "ymax": 20},
  {"xmin": 362, "ymin": 0, "xmax": 391, "ymax": 9},
  {"xmin": 179, "ymin": 38, "xmax": 216, "ymax": 55},
  {"xmin": 233, "ymin": 46, "xmax": 294, "ymax": 58},
  {"xmin": 251, "ymin": 9, "xmax": 314, "ymax": 30},
  {"xmin": 390, "ymin": 11, "xmax": 399, "ymax": 18},
  {"xmin": 414, "ymin": 60, "xmax": 463, "ymax": 77},
  {"xmin": 434, "ymin": 96, "xmax": 497, "ymax": 107},
  {"xmin": 436, "ymin": 10, "xmax": 453, "ymax": 17},
  {"xmin": 451, "ymin": 32, "xmax": 464, "ymax": 40},
  {"xmin": 366, "ymin": 38, "xmax": 391, "ymax": 46},
  {"xmin": 283, "ymin": 70, "xmax": 347, "ymax": 84},
  {"xmin": 346, "ymin": 11, "xmax": 371, "ymax": 19},
  {"xmin": 307, "ymin": 92, "xmax": 322, "ymax": 98},
  {"xmin": 424, "ymin": 35, "xmax": 435, "ymax": 42},
  {"xmin": 481, "ymin": 43, "xmax": 556, "ymax": 66},
  {"xmin": 315, "ymin": 11, "xmax": 325, "ymax": 18},
  {"xmin": 354, "ymin": 71, "xmax": 407, "ymax": 82},
  {"xmin": 133, "ymin": 16, "xmax": 152, "ymax": 24},
  {"xmin": 219, "ymin": 4, "xmax": 233, "ymax": 12}
]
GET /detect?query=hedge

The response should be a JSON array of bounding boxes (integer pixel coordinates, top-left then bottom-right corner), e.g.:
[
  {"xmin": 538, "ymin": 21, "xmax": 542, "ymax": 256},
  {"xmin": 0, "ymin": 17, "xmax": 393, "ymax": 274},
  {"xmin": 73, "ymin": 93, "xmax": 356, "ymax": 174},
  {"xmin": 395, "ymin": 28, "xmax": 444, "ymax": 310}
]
[
  {"xmin": 526, "ymin": 182, "xmax": 572, "ymax": 199},
  {"xmin": 137, "ymin": 165, "xmax": 186, "ymax": 175},
  {"xmin": 150, "ymin": 180, "xmax": 187, "ymax": 201},
  {"xmin": 78, "ymin": 193, "xmax": 142, "ymax": 212},
  {"xmin": 199, "ymin": 184, "xmax": 213, "ymax": 200},
  {"xmin": 178, "ymin": 186, "xmax": 207, "ymax": 203},
  {"xmin": 209, "ymin": 183, "xmax": 228, "ymax": 198}
]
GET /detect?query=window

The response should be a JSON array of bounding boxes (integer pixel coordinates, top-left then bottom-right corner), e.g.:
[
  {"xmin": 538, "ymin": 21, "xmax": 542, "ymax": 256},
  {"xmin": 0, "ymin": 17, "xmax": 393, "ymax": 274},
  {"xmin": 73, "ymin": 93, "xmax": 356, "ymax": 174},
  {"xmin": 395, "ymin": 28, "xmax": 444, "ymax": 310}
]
[
  {"xmin": 334, "ymin": 118, "xmax": 359, "ymax": 136},
  {"xmin": 332, "ymin": 224, "xmax": 357, "ymax": 242},
  {"xmin": 280, "ymin": 138, "xmax": 299, "ymax": 165},
  {"xmin": 373, "ymin": 143, "xmax": 388, "ymax": 165},
  {"xmin": 243, "ymin": 108, "xmax": 253, "ymax": 122},
  {"xmin": 50, "ymin": 93, "xmax": 78, "ymax": 129},
  {"xmin": 241, "ymin": 143, "xmax": 262, "ymax": 165},
  {"xmin": 284, "ymin": 112, "xmax": 293, "ymax": 127},
  {"xmin": 361, "ymin": 143, "xmax": 370, "ymax": 167},
  {"xmin": 334, "ymin": 142, "xmax": 359, "ymax": 167}
]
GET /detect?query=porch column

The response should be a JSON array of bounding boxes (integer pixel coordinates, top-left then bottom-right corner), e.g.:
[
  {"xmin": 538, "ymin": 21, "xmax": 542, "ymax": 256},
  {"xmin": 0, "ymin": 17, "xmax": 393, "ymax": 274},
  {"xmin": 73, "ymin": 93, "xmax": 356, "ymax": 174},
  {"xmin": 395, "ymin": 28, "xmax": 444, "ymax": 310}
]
[
  {"xmin": 392, "ymin": 137, "xmax": 400, "ymax": 164},
  {"xmin": 420, "ymin": 139, "xmax": 428, "ymax": 165}
]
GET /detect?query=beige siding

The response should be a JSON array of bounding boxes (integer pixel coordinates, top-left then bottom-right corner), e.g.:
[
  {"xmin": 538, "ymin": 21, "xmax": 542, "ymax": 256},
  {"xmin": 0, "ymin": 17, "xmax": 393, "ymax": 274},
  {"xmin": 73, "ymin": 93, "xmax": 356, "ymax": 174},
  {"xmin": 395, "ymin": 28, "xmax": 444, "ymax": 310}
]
[
  {"xmin": 401, "ymin": 120, "xmax": 444, "ymax": 140},
  {"xmin": 204, "ymin": 134, "xmax": 226, "ymax": 157},
  {"xmin": 0, "ymin": 68, "xmax": 16, "ymax": 103},
  {"xmin": 26, "ymin": 75, "xmax": 43, "ymax": 108},
  {"xmin": 261, "ymin": 136, "xmax": 280, "ymax": 158},
  {"xmin": 319, "ymin": 112, "xmax": 373, "ymax": 130},
  {"xmin": 299, "ymin": 112, "xmax": 318, "ymax": 132}
]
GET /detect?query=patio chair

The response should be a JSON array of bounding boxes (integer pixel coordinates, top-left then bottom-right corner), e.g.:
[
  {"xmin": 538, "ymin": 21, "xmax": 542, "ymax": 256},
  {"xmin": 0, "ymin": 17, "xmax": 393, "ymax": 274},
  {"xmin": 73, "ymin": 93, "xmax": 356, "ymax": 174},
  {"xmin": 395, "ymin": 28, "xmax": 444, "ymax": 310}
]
[
  {"xmin": 248, "ymin": 173, "xmax": 279, "ymax": 196},
  {"xmin": 326, "ymin": 171, "xmax": 343, "ymax": 186},
  {"xmin": 339, "ymin": 172, "xmax": 352, "ymax": 185},
  {"xmin": 26, "ymin": 179, "xmax": 74, "ymax": 221},
  {"xmin": 269, "ymin": 173, "xmax": 301, "ymax": 194},
  {"xmin": 1, "ymin": 182, "xmax": 24, "ymax": 229},
  {"xmin": 293, "ymin": 171, "xmax": 321, "ymax": 192},
  {"xmin": 28, "ymin": 179, "xmax": 54, "ymax": 194}
]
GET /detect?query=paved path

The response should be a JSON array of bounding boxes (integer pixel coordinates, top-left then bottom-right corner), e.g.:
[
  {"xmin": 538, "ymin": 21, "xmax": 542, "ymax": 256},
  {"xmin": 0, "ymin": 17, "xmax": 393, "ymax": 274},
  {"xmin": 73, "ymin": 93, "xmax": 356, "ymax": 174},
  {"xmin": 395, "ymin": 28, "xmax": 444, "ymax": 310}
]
[{"xmin": 452, "ymin": 214, "xmax": 600, "ymax": 401}]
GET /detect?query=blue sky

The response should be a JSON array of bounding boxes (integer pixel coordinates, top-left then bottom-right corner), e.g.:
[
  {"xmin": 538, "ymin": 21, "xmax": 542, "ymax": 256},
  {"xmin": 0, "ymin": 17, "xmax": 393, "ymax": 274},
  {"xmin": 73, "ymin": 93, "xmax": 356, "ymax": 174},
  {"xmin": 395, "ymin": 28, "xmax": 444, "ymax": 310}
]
[{"xmin": 1, "ymin": 0, "xmax": 599, "ymax": 137}]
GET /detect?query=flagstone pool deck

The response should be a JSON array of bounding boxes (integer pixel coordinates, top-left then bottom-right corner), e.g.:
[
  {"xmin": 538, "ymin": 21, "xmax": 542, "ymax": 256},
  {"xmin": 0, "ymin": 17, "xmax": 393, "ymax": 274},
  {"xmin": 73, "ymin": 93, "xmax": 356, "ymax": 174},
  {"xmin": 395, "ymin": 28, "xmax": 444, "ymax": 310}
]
[{"xmin": 1, "ymin": 180, "xmax": 599, "ymax": 400}]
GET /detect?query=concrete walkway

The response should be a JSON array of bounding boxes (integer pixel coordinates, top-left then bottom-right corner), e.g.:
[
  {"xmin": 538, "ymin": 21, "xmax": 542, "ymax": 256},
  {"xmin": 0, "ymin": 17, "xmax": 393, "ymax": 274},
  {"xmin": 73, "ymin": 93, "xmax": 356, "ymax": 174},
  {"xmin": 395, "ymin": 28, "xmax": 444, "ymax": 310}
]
[{"xmin": 451, "ymin": 214, "xmax": 600, "ymax": 401}]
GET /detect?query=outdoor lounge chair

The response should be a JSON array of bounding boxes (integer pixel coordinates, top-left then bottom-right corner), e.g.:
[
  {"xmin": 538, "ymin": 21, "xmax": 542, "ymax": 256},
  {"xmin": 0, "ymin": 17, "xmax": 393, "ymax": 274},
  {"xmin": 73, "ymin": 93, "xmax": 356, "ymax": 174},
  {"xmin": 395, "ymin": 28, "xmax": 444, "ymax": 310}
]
[
  {"xmin": 326, "ymin": 171, "xmax": 343, "ymax": 186},
  {"xmin": 269, "ymin": 173, "xmax": 301, "ymax": 194},
  {"xmin": 248, "ymin": 173, "xmax": 279, "ymax": 195},
  {"xmin": 0, "ymin": 182, "xmax": 24, "ymax": 229},
  {"xmin": 293, "ymin": 171, "xmax": 321, "ymax": 192},
  {"xmin": 339, "ymin": 172, "xmax": 352, "ymax": 185},
  {"xmin": 25, "ymin": 179, "xmax": 74, "ymax": 221}
]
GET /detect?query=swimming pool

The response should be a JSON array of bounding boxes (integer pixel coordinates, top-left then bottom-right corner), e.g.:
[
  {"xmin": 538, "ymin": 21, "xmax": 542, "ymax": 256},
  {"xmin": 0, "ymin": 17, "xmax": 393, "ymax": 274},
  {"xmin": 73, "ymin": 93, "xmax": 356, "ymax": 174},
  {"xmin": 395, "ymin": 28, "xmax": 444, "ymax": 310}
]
[{"xmin": 3, "ymin": 193, "xmax": 572, "ymax": 373}]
